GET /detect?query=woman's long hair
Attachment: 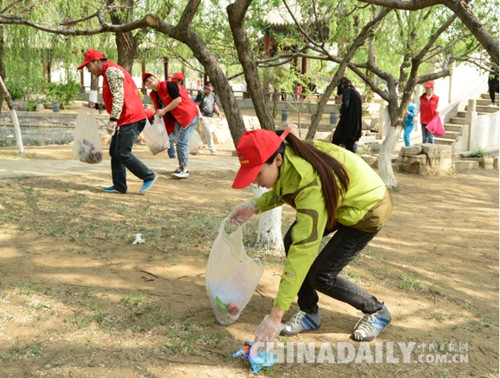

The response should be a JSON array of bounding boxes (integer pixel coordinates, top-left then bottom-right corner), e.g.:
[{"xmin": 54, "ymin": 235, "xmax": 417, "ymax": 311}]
[{"xmin": 268, "ymin": 131, "xmax": 349, "ymax": 229}]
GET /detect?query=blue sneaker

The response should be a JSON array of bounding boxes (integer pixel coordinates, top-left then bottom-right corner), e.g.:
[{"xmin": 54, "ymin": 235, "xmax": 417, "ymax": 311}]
[
  {"xmin": 280, "ymin": 310, "xmax": 321, "ymax": 336},
  {"xmin": 352, "ymin": 303, "xmax": 391, "ymax": 341},
  {"xmin": 140, "ymin": 174, "xmax": 158, "ymax": 193},
  {"xmin": 102, "ymin": 186, "xmax": 121, "ymax": 193}
]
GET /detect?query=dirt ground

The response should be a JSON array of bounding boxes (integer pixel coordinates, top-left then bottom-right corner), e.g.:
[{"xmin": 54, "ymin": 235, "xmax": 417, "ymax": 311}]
[{"xmin": 0, "ymin": 141, "xmax": 498, "ymax": 377}]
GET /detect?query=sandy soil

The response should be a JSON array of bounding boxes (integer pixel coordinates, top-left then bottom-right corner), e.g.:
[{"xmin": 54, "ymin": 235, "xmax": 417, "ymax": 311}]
[{"xmin": 0, "ymin": 142, "xmax": 498, "ymax": 377}]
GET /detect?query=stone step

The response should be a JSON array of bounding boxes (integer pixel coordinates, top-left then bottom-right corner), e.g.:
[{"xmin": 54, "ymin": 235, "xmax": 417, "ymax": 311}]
[
  {"xmin": 443, "ymin": 124, "xmax": 464, "ymax": 132},
  {"xmin": 454, "ymin": 159, "xmax": 479, "ymax": 170},
  {"xmin": 464, "ymin": 104, "xmax": 499, "ymax": 113},
  {"xmin": 443, "ymin": 130, "xmax": 460, "ymax": 139},
  {"xmin": 435, "ymin": 137, "xmax": 456, "ymax": 145},
  {"xmin": 449, "ymin": 116, "xmax": 467, "ymax": 124},
  {"xmin": 480, "ymin": 92, "xmax": 499, "ymax": 100}
]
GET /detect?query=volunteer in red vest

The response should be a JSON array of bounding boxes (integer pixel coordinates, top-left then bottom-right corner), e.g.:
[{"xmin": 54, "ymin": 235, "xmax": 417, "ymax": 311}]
[
  {"xmin": 78, "ymin": 49, "xmax": 157, "ymax": 193},
  {"xmin": 416, "ymin": 80, "xmax": 440, "ymax": 144},
  {"xmin": 143, "ymin": 72, "xmax": 199, "ymax": 179},
  {"xmin": 142, "ymin": 73, "xmax": 176, "ymax": 159}
]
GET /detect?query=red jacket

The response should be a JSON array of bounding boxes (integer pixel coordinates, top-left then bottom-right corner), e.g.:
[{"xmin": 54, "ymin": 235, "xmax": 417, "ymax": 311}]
[
  {"xmin": 100, "ymin": 61, "xmax": 145, "ymax": 126},
  {"xmin": 150, "ymin": 81, "xmax": 198, "ymax": 132},
  {"xmin": 419, "ymin": 93, "xmax": 439, "ymax": 124}
]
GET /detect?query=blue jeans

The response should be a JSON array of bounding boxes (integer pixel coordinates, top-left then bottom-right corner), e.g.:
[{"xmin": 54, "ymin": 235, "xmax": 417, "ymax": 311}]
[
  {"xmin": 421, "ymin": 124, "xmax": 435, "ymax": 144},
  {"xmin": 109, "ymin": 119, "xmax": 155, "ymax": 193},
  {"xmin": 284, "ymin": 222, "xmax": 383, "ymax": 315},
  {"xmin": 174, "ymin": 115, "xmax": 199, "ymax": 167},
  {"xmin": 404, "ymin": 124, "xmax": 414, "ymax": 146},
  {"xmin": 168, "ymin": 133, "xmax": 176, "ymax": 158}
]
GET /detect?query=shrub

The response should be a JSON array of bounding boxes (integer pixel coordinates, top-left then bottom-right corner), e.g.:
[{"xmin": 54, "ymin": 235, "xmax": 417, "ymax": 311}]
[
  {"xmin": 46, "ymin": 80, "xmax": 82, "ymax": 107},
  {"xmin": 5, "ymin": 80, "xmax": 25, "ymax": 100}
]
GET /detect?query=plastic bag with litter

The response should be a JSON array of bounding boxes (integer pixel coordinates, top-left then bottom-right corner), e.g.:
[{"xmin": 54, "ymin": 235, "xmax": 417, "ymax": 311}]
[
  {"xmin": 142, "ymin": 116, "xmax": 170, "ymax": 155},
  {"xmin": 206, "ymin": 222, "xmax": 263, "ymax": 325},
  {"xmin": 72, "ymin": 107, "xmax": 103, "ymax": 164}
]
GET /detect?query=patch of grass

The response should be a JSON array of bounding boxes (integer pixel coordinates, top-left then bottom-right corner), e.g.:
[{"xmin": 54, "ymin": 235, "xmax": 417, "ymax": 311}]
[
  {"xmin": 398, "ymin": 273, "xmax": 422, "ymax": 291},
  {"xmin": 1, "ymin": 342, "xmax": 42, "ymax": 361},
  {"xmin": 429, "ymin": 282, "xmax": 444, "ymax": 295},
  {"xmin": 163, "ymin": 313, "xmax": 234, "ymax": 354},
  {"xmin": 18, "ymin": 282, "xmax": 37, "ymax": 296},
  {"xmin": 120, "ymin": 294, "xmax": 148, "ymax": 305}
]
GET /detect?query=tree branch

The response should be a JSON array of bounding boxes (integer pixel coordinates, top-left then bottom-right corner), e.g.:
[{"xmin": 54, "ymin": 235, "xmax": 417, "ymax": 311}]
[{"xmin": 357, "ymin": 0, "xmax": 499, "ymax": 64}]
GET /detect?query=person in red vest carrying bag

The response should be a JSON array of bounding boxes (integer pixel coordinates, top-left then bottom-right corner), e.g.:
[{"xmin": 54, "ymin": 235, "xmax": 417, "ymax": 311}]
[
  {"xmin": 78, "ymin": 49, "xmax": 157, "ymax": 194},
  {"xmin": 416, "ymin": 80, "xmax": 440, "ymax": 144},
  {"xmin": 143, "ymin": 72, "xmax": 199, "ymax": 179}
]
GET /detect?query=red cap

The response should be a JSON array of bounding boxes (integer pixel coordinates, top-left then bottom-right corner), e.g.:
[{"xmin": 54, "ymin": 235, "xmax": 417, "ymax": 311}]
[
  {"xmin": 142, "ymin": 72, "xmax": 155, "ymax": 83},
  {"xmin": 232, "ymin": 127, "xmax": 291, "ymax": 189},
  {"xmin": 424, "ymin": 80, "xmax": 434, "ymax": 88},
  {"xmin": 172, "ymin": 72, "xmax": 184, "ymax": 81},
  {"xmin": 78, "ymin": 49, "xmax": 105, "ymax": 70}
]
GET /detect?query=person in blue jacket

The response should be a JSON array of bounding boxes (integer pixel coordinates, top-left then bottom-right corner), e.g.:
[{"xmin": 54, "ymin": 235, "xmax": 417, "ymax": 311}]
[{"xmin": 403, "ymin": 103, "xmax": 416, "ymax": 147}]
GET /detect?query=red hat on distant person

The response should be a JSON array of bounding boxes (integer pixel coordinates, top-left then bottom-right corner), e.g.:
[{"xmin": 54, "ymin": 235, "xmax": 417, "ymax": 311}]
[
  {"xmin": 172, "ymin": 72, "xmax": 185, "ymax": 81},
  {"xmin": 232, "ymin": 127, "xmax": 291, "ymax": 189},
  {"xmin": 142, "ymin": 72, "xmax": 155, "ymax": 83},
  {"xmin": 78, "ymin": 49, "xmax": 105, "ymax": 70},
  {"xmin": 424, "ymin": 80, "xmax": 434, "ymax": 88}
]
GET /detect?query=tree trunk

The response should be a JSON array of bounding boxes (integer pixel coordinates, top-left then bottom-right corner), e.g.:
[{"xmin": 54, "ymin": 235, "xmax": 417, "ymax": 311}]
[
  {"xmin": 227, "ymin": 1, "xmax": 275, "ymax": 132},
  {"xmin": 378, "ymin": 124, "xmax": 402, "ymax": 188},
  {"xmin": 0, "ymin": 75, "xmax": 23, "ymax": 154},
  {"xmin": 0, "ymin": 23, "xmax": 4, "ymax": 112},
  {"xmin": 115, "ymin": 32, "xmax": 137, "ymax": 74},
  {"xmin": 251, "ymin": 185, "xmax": 284, "ymax": 255}
]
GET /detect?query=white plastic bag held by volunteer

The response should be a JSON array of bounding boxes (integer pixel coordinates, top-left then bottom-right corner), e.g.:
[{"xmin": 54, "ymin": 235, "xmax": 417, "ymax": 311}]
[
  {"xmin": 72, "ymin": 107, "xmax": 103, "ymax": 164},
  {"xmin": 206, "ymin": 222, "xmax": 263, "ymax": 325},
  {"xmin": 142, "ymin": 115, "xmax": 170, "ymax": 155}
]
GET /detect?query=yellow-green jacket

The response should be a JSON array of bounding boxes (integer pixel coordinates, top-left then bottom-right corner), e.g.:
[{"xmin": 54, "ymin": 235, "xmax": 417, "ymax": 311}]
[{"xmin": 253, "ymin": 141, "xmax": 392, "ymax": 311}]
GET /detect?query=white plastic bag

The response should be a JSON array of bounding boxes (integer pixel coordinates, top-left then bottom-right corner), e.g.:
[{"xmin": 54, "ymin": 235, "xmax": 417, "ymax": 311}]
[
  {"xmin": 189, "ymin": 129, "xmax": 203, "ymax": 155},
  {"xmin": 142, "ymin": 115, "xmax": 170, "ymax": 155},
  {"xmin": 72, "ymin": 107, "xmax": 103, "ymax": 164},
  {"xmin": 206, "ymin": 222, "xmax": 263, "ymax": 325}
]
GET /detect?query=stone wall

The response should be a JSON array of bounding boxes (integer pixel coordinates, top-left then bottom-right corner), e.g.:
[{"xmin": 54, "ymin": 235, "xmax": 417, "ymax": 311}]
[
  {"xmin": 0, "ymin": 111, "xmax": 108, "ymax": 146},
  {"xmin": 396, "ymin": 144, "xmax": 453, "ymax": 174}
]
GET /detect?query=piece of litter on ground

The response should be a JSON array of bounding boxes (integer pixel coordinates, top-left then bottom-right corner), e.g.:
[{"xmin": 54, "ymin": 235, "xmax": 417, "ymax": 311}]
[
  {"xmin": 233, "ymin": 340, "xmax": 278, "ymax": 373},
  {"xmin": 132, "ymin": 233, "xmax": 145, "ymax": 244}
]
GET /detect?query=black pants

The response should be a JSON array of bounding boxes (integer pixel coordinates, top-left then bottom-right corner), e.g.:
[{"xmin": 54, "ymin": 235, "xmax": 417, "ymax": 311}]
[
  {"xmin": 488, "ymin": 80, "xmax": 499, "ymax": 103},
  {"xmin": 284, "ymin": 222, "xmax": 383, "ymax": 315},
  {"xmin": 109, "ymin": 119, "xmax": 155, "ymax": 193}
]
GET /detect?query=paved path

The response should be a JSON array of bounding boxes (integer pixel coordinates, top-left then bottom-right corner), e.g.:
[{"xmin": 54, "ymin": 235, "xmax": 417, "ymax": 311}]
[{"xmin": 0, "ymin": 155, "xmax": 240, "ymax": 178}]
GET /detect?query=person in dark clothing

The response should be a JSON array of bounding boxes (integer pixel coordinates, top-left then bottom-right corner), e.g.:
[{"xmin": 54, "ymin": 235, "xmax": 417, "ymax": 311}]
[
  {"xmin": 487, "ymin": 65, "xmax": 499, "ymax": 107},
  {"xmin": 331, "ymin": 78, "xmax": 362, "ymax": 153}
]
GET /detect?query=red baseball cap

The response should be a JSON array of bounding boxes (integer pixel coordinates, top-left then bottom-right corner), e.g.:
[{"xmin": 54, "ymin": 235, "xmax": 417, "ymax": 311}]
[
  {"xmin": 424, "ymin": 80, "xmax": 434, "ymax": 88},
  {"xmin": 172, "ymin": 72, "xmax": 184, "ymax": 81},
  {"xmin": 232, "ymin": 127, "xmax": 291, "ymax": 189},
  {"xmin": 142, "ymin": 72, "xmax": 155, "ymax": 83},
  {"xmin": 78, "ymin": 49, "xmax": 105, "ymax": 70}
]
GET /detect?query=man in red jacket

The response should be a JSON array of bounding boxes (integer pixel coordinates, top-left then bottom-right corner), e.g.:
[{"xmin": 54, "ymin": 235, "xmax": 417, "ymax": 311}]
[
  {"xmin": 143, "ymin": 72, "xmax": 199, "ymax": 179},
  {"xmin": 417, "ymin": 80, "xmax": 440, "ymax": 144},
  {"xmin": 78, "ymin": 49, "xmax": 157, "ymax": 193}
]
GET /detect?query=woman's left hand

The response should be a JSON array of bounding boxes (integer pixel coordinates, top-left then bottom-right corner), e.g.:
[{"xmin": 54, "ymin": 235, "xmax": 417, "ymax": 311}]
[
  {"xmin": 250, "ymin": 315, "xmax": 281, "ymax": 357},
  {"xmin": 249, "ymin": 306, "xmax": 285, "ymax": 356}
]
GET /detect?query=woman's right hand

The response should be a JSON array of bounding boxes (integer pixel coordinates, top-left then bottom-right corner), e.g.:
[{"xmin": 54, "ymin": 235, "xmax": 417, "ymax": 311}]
[{"xmin": 225, "ymin": 201, "xmax": 258, "ymax": 226}]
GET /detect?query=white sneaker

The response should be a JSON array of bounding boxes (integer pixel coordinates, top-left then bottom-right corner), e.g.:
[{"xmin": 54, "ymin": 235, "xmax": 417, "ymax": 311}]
[
  {"xmin": 280, "ymin": 310, "xmax": 321, "ymax": 336},
  {"xmin": 172, "ymin": 168, "xmax": 189, "ymax": 179}
]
